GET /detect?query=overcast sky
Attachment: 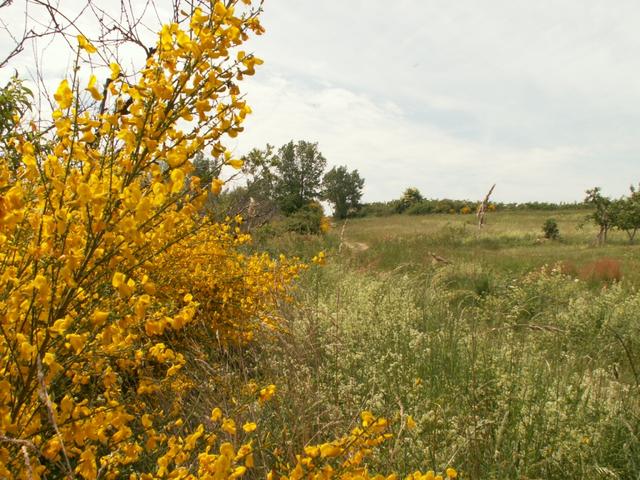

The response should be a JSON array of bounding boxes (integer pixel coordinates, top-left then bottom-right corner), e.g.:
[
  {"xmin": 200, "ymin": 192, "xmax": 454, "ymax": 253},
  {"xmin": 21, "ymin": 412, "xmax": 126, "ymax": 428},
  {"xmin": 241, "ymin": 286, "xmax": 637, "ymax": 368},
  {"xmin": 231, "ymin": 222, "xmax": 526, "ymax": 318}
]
[{"xmin": 2, "ymin": 1, "xmax": 639, "ymax": 203}]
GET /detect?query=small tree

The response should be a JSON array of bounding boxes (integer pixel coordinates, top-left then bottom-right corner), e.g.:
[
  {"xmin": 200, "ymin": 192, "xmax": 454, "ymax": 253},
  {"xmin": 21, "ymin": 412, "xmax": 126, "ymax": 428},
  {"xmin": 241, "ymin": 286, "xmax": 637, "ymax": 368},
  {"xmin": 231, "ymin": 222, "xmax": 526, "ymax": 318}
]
[
  {"xmin": 322, "ymin": 165, "xmax": 365, "ymax": 219},
  {"xmin": 542, "ymin": 218, "xmax": 560, "ymax": 240},
  {"xmin": 612, "ymin": 184, "xmax": 640, "ymax": 243},
  {"xmin": 585, "ymin": 187, "xmax": 613, "ymax": 244}
]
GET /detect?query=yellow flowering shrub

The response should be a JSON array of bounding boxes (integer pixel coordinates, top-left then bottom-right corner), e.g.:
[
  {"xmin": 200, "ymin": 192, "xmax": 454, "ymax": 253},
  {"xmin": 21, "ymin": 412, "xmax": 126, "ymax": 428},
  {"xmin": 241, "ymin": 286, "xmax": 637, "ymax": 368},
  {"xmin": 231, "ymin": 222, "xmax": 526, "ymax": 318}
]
[{"xmin": 0, "ymin": 1, "xmax": 301, "ymax": 477}]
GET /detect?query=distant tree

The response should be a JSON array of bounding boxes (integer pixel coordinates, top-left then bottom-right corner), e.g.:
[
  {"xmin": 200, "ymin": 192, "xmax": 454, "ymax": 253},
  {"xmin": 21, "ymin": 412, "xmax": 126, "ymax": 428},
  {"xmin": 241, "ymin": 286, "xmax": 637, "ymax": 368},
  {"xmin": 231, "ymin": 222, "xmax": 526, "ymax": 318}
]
[
  {"xmin": 209, "ymin": 145, "xmax": 279, "ymax": 226},
  {"xmin": 611, "ymin": 184, "xmax": 640, "ymax": 243},
  {"xmin": 584, "ymin": 187, "xmax": 613, "ymax": 244},
  {"xmin": 322, "ymin": 166, "xmax": 364, "ymax": 219},
  {"xmin": 192, "ymin": 151, "xmax": 220, "ymax": 187},
  {"xmin": 273, "ymin": 141, "xmax": 327, "ymax": 214},
  {"xmin": 242, "ymin": 144, "xmax": 277, "ymax": 200},
  {"xmin": 1, "ymin": 76, "xmax": 33, "ymax": 172},
  {"xmin": 542, "ymin": 218, "xmax": 560, "ymax": 240},
  {"xmin": 396, "ymin": 187, "xmax": 423, "ymax": 213}
]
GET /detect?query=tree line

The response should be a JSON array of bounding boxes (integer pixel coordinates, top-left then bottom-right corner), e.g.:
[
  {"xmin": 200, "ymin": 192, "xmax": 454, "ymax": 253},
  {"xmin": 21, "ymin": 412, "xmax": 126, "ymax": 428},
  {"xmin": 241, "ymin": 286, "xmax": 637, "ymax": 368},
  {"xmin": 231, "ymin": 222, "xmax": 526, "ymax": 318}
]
[{"xmin": 197, "ymin": 140, "xmax": 365, "ymax": 232}]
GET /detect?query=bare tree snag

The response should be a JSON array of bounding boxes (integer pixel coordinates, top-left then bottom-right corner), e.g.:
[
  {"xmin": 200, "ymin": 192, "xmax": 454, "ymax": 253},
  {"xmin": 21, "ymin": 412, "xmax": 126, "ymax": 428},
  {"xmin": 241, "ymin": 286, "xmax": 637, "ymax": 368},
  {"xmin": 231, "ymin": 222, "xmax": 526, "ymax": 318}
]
[{"xmin": 477, "ymin": 183, "xmax": 496, "ymax": 228}]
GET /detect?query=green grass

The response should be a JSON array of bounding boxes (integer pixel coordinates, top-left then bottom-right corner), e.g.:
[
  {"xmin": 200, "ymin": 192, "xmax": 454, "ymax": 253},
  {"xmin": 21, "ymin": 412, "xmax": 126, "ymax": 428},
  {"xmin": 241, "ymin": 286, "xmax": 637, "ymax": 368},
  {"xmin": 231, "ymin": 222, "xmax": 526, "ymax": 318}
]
[
  {"xmin": 247, "ymin": 209, "xmax": 640, "ymax": 479},
  {"xmin": 337, "ymin": 210, "xmax": 640, "ymax": 285}
]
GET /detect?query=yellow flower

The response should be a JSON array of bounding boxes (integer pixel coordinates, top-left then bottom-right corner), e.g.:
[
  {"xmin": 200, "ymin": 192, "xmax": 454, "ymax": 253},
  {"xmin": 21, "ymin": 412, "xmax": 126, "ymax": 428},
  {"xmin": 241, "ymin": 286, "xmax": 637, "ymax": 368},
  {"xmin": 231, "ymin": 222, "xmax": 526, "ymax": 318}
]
[
  {"xmin": 445, "ymin": 468, "xmax": 457, "ymax": 479},
  {"xmin": 85, "ymin": 75, "xmax": 103, "ymax": 101},
  {"xmin": 258, "ymin": 384, "xmax": 276, "ymax": 403},
  {"xmin": 211, "ymin": 178, "xmax": 224, "ymax": 196},
  {"xmin": 170, "ymin": 168, "xmax": 185, "ymax": 193},
  {"xmin": 210, "ymin": 407, "xmax": 223, "ymax": 422},
  {"xmin": 319, "ymin": 443, "xmax": 342, "ymax": 458},
  {"xmin": 77, "ymin": 34, "xmax": 97, "ymax": 53},
  {"xmin": 227, "ymin": 158, "xmax": 244, "ymax": 169},
  {"xmin": 54, "ymin": 79, "xmax": 73, "ymax": 109},
  {"xmin": 90, "ymin": 310, "xmax": 109, "ymax": 326},
  {"xmin": 109, "ymin": 62, "xmax": 121, "ymax": 80},
  {"xmin": 65, "ymin": 333, "xmax": 87, "ymax": 354},
  {"xmin": 406, "ymin": 415, "xmax": 417, "ymax": 431},
  {"xmin": 242, "ymin": 422, "xmax": 257, "ymax": 433},
  {"xmin": 221, "ymin": 418, "xmax": 236, "ymax": 435}
]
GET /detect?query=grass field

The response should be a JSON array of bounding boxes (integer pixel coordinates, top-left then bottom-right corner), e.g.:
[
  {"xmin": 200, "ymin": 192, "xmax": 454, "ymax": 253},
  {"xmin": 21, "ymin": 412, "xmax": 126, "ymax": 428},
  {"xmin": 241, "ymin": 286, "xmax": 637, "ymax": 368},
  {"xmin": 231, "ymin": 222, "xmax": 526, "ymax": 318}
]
[
  {"xmin": 249, "ymin": 209, "xmax": 640, "ymax": 479},
  {"xmin": 339, "ymin": 210, "xmax": 640, "ymax": 285}
]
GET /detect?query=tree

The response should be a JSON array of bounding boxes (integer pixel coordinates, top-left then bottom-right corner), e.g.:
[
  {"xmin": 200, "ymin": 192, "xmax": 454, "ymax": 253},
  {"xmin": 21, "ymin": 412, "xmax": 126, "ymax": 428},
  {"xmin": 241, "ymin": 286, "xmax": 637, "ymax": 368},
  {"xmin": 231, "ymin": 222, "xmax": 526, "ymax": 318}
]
[
  {"xmin": 396, "ymin": 187, "xmax": 423, "ymax": 213},
  {"xmin": 322, "ymin": 165, "xmax": 364, "ymax": 219},
  {"xmin": 216, "ymin": 144, "xmax": 279, "ymax": 226},
  {"xmin": 585, "ymin": 187, "xmax": 613, "ymax": 244},
  {"xmin": 0, "ymin": 76, "xmax": 33, "ymax": 172},
  {"xmin": 273, "ymin": 140, "xmax": 327, "ymax": 214},
  {"xmin": 542, "ymin": 218, "xmax": 560, "ymax": 240},
  {"xmin": 612, "ymin": 184, "xmax": 640, "ymax": 243}
]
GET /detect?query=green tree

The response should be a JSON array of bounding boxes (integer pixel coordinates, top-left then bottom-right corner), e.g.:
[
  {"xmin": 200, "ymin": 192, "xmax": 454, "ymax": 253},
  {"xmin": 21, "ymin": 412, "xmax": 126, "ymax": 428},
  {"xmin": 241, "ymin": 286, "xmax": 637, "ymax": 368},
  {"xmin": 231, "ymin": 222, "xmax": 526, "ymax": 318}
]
[
  {"xmin": 0, "ymin": 76, "xmax": 33, "ymax": 172},
  {"xmin": 396, "ymin": 187, "xmax": 423, "ymax": 213},
  {"xmin": 612, "ymin": 184, "xmax": 640, "ymax": 243},
  {"xmin": 584, "ymin": 187, "xmax": 613, "ymax": 244},
  {"xmin": 322, "ymin": 165, "xmax": 364, "ymax": 219},
  {"xmin": 273, "ymin": 140, "xmax": 327, "ymax": 214},
  {"xmin": 242, "ymin": 144, "xmax": 277, "ymax": 201}
]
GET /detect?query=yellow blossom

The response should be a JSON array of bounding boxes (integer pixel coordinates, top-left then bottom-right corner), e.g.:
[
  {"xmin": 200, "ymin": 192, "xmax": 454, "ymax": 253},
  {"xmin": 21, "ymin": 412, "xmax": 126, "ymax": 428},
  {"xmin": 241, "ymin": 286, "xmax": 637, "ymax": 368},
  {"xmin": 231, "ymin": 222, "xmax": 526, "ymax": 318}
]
[
  {"xmin": 85, "ymin": 74, "xmax": 103, "ymax": 101},
  {"xmin": 54, "ymin": 79, "xmax": 73, "ymax": 109},
  {"xmin": 242, "ymin": 422, "xmax": 257, "ymax": 433},
  {"xmin": 77, "ymin": 34, "xmax": 97, "ymax": 53}
]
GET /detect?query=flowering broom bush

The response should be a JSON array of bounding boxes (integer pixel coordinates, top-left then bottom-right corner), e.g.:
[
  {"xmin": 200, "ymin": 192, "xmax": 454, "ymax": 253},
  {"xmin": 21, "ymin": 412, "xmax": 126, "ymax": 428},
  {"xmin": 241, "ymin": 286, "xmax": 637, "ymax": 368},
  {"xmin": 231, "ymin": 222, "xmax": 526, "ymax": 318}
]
[{"xmin": 0, "ymin": 1, "xmax": 300, "ymax": 477}]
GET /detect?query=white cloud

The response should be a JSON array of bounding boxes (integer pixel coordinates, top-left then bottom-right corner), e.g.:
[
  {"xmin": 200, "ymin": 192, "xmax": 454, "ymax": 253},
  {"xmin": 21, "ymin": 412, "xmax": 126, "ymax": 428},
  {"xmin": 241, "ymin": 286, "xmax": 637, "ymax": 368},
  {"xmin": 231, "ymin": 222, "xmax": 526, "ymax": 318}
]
[{"xmin": 232, "ymin": 74, "xmax": 599, "ymax": 202}]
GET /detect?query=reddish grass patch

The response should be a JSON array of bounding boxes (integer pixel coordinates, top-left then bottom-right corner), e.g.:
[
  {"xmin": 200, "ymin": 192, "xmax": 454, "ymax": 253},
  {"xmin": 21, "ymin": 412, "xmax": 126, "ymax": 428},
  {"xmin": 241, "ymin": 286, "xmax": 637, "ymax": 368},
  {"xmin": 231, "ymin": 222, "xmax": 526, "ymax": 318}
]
[{"xmin": 579, "ymin": 258, "xmax": 622, "ymax": 283}]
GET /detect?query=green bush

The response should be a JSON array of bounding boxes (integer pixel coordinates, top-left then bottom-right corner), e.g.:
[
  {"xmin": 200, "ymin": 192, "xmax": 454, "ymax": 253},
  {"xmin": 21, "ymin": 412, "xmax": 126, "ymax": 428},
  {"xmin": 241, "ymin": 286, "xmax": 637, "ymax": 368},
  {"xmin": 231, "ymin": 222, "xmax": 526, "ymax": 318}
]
[
  {"xmin": 283, "ymin": 201, "xmax": 325, "ymax": 234},
  {"xmin": 543, "ymin": 218, "xmax": 560, "ymax": 239}
]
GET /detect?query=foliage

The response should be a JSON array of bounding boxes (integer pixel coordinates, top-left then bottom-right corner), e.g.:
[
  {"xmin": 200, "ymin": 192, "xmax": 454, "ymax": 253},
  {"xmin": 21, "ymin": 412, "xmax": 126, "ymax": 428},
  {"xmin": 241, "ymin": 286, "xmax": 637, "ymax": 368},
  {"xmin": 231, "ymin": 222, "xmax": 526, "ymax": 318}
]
[
  {"xmin": 272, "ymin": 140, "xmax": 327, "ymax": 215},
  {"xmin": 0, "ymin": 75, "xmax": 34, "ymax": 171},
  {"xmin": 396, "ymin": 187, "xmax": 423, "ymax": 213},
  {"xmin": 584, "ymin": 187, "xmax": 613, "ymax": 244},
  {"xmin": 281, "ymin": 201, "xmax": 326, "ymax": 235},
  {"xmin": 356, "ymin": 199, "xmax": 591, "ymax": 219},
  {"xmin": 322, "ymin": 165, "xmax": 364, "ymax": 219},
  {"xmin": 542, "ymin": 218, "xmax": 560, "ymax": 240},
  {"xmin": 611, "ymin": 184, "xmax": 640, "ymax": 243}
]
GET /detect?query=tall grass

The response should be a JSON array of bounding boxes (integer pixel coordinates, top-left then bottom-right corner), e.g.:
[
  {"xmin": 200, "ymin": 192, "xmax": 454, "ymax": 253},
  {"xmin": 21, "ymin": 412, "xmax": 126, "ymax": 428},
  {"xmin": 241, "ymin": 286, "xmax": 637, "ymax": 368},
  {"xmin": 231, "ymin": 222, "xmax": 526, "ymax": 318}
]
[
  {"xmin": 239, "ymin": 211, "xmax": 640, "ymax": 478},
  {"xmin": 248, "ymin": 259, "xmax": 640, "ymax": 479}
]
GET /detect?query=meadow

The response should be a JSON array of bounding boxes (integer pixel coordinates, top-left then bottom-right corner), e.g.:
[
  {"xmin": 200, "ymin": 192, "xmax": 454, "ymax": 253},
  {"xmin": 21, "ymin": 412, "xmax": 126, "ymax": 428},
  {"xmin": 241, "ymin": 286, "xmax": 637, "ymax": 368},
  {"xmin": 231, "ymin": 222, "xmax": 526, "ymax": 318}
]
[{"xmin": 247, "ymin": 209, "xmax": 640, "ymax": 479}]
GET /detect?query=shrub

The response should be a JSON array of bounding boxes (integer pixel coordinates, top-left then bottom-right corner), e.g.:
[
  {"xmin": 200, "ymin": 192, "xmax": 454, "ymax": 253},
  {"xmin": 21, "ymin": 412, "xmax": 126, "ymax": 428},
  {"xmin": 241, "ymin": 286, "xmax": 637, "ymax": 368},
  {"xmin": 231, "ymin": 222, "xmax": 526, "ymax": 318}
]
[
  {"xmin": 0, "ymin": 4, "xmax": 309, "ymax": 477},
  {"xmin": 542, "ymin": 218, "xmax": 560, "ymax": 239},
  {"xmin": 283, "ymin": 201, "xmax": 325, "ymax": 234}
]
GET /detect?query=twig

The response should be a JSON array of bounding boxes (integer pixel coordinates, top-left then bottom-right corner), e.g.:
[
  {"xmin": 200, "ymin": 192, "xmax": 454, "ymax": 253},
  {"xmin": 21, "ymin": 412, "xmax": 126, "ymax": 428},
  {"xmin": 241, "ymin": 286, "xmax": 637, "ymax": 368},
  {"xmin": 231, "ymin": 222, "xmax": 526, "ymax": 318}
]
[
  {"xmin": 22, "ymin": 445, "xmax": 34, "ymax": 479},
  {"xmin": 37, "ymin": 356, "xmax": 75, "ymax": 479}
]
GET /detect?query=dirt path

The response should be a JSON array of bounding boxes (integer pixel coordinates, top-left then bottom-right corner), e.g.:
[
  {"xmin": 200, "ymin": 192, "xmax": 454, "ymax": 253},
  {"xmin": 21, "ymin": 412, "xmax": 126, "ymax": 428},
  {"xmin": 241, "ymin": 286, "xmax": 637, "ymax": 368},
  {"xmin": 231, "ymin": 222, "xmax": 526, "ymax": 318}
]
[{"xmin": 342, "ymin": 241, "xmax": 369, "ymax": 252}]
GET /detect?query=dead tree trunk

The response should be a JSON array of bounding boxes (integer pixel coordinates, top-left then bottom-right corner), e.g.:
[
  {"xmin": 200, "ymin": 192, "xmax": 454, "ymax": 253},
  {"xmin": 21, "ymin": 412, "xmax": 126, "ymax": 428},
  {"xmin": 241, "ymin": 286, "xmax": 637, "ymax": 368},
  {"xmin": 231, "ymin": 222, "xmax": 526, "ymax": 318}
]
[{"xmin": 476, "ymin": 184, "xmax": 496, "ymax": 228}]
